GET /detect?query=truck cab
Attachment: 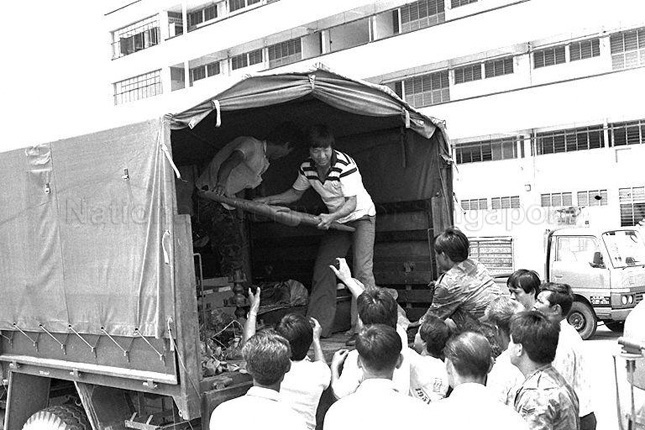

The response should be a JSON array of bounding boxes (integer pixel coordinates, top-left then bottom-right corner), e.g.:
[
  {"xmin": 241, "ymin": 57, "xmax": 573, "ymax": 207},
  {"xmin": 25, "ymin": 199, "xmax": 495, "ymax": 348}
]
[{"xmin": 546, "ymin": 227, "xmax": 645, "ymax": 339}]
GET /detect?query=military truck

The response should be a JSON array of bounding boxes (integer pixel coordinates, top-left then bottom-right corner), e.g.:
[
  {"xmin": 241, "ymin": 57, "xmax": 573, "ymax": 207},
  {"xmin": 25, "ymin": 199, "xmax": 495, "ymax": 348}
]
[{"xmin": 0, "ymin": 67, "xmax": 452, "ymax": 430}]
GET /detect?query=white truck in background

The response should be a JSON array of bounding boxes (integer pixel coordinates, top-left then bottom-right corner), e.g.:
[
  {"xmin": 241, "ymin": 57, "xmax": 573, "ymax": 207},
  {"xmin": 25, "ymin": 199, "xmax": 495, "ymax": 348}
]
[{"xmin": 463, "ymin": 207, "xmax": 645, "ymax": 339}]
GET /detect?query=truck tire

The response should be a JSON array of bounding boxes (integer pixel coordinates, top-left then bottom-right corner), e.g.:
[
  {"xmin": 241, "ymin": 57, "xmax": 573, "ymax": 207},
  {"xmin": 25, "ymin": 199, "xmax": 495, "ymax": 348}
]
[
  {"xmin": 604, "ymin": 320, "xmax": 625, "ymax": 333},
  {"xmin": 22, "ymin": 405, "xmax": 90, "ymax": 430},
  {"xmin": 567, "ymin": 301, "xmax": 597, "ymax": 340}
]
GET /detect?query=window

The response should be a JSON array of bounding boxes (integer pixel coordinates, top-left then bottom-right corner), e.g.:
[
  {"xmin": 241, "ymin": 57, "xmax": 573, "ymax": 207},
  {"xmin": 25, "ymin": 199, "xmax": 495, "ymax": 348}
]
[
  {"xmin": 403, "ymin": 70, "xmax": 449, "ymax": 107},
  {"xmin": 113, "ymin": 16, "xmax": 160, "ymax": 59},
  {"xmin": 400, "ymin": 0, "xmax": 445, "ymax": 33},
  {"xmin": 114, "ymin": 70, "xmax": 162, "ymax": 105},
  {"xmin": 556, "ymin": 236, "xmax": 600, "ymax": 264},
  {"xmin": 190, "ymin": 61, "xmax": 220, "ymax": 83},
  {"xmin": 570, "ymin": 38, "xmax": 600, "ymax": 61},
  {"xmin": 168, "ymin": 12, "xmax": 183, "ymax": 37},
  {"xmin": 231, "ymin": 49, "xmax": 263, "ymax": 70},
  {"xmin": 455, "ymin": 137, "xmax": 519, "ymax": 164},
  {"xmin": 610, "ymin": 28, "xmax": 645, "ymax": 70},
  {"xmin": 577, "ymin": 189, "xmax": 608, "ymax": 207},
  {"xmin": 230, "ymin": 0, "xmax": 261, "ymax": 12},
  {"xmin": 609, "ymin": 119, "xmax": 645, "ymax": 146},
  {"xmin": 188, "ymin": 4, "xmax": 218, "ymax": 30},
  {"xmin": 541, "ymin": 192, "xmax": 573, "ymax": 207},
  {"xmin": 384, "ymin": 81, "xmax": 403, "ymax": 98},
  {"xmin": 268, "ymin": 38, "xmax": 302, "ymax": 68},
  {"xmin": 491, "ymin": 196, "xmax": 520, "ymax": 209},
  {"xmin": 534, "ymin": 125, "xmax": 604, "ymax": 155},
  {"xmin": 533, "ymin": 46, "xmax": 566, "ymax": 68},
  {"xmin": 451, "ymin": 0, "xmax": 477, "ymax": 7},
  {"xmin": 619, "ymin": 186, "xmax": 645, "ymax": 227},
  {"xmin": 454, "ymin": 64, "xmax": 482, "ymax": 84},
  {"xmin": 484, "ymin": 57, "xmax": 514, "ymax": 78},
  {"xmin": 462, "ymin": 198, "xmax": 488, "ymax": 211}
]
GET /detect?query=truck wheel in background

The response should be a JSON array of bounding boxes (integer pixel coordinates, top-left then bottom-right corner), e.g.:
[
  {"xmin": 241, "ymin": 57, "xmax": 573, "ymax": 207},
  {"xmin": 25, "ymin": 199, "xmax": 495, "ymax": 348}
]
[
  {"xmin": 22, "ymin": 405, "xmax": 89, "ymax": 430},
  {"xmin": 604, "ymin": 320, "xmax": 625, "ymax": 333},
  {"xmin": 568, "ymin": 301, "xmax": 597, "ymax": 340}
]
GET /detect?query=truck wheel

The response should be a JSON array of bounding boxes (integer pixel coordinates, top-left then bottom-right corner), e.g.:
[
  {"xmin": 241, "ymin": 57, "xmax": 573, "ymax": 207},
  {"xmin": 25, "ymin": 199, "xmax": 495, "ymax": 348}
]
[
  {"xmin": 567, "ymin": 301, "xmax": 597, "ymax": 340},
  {"xmin": 22, "ymin": 405, "xmax": 90, "ymax": 430},
  {"xmin": 604, "ymin": 321, "xmax": 625, "ymax": 332}
]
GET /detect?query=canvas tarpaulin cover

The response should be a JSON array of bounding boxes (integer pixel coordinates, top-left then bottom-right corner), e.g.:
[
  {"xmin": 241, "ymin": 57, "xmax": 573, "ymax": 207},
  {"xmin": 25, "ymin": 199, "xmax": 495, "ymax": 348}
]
[
  {"xmin": 0, "ymin": 119, "xmax": 176, "ymax": 338},
  {"xmin": 170, "ymin": 66, "xmax": 451, "ymax": 160}
]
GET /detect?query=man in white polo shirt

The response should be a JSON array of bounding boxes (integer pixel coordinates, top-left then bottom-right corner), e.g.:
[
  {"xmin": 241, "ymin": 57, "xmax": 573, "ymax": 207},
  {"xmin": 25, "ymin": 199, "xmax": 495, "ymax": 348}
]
[{"xmin": 255, "ymin": 124, "xmax": 376, "ymax": 338}]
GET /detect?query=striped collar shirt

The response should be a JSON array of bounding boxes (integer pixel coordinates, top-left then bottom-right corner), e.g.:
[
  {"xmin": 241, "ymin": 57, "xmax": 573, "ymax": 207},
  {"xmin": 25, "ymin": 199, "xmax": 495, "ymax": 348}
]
[{"xmin": 292, "ymin": 150, "xmax": 375, "ymax": 224}]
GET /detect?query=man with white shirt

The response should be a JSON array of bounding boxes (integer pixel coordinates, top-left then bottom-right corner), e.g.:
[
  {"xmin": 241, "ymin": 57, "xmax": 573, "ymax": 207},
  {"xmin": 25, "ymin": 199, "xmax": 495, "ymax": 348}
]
[
  {"xmin": 427, "ymin": 332, "xmax": 528, "ymax": 430},
  {"xmin": 210, "ymin": 330, "xmax": 306, "ymax": 430},
  {"xmin": 255, "ymin": 124, "xmax": 376, "ymax": 338},
  {"xmin": 324, "ymin": 324, "xmax": 431, "ymax": 430},
  {"xmin": 533, "ymin": 282, "xmax": 597, "ymax": 430},
  {"xmin": 330, "ymin": 288, "xmax": 411, "ymax": 399}
]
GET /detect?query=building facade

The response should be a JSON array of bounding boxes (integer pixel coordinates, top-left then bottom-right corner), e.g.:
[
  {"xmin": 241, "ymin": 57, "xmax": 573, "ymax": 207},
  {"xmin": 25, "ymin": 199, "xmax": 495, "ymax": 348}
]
[{"xmin": 104, "ymin": 0, "xmax": 645, "ymax": 274}]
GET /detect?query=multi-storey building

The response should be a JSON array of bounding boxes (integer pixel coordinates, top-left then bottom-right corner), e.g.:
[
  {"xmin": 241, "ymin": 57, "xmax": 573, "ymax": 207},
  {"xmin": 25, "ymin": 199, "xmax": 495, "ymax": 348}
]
[{"xmin": 105, "ymin": 0, "xmax": 645, "ymax": 273}]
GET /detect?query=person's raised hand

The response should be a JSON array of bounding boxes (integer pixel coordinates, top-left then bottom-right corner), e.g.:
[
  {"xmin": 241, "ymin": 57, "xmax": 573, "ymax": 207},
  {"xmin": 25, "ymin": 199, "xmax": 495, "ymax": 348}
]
[
  {"xmin": 248, "ymin": 287, "xmax": 261, "ymax": 315},
  {"xmin": 331, "ymin": 349, "xmax": 350, "ymax": 370},
  {"xmin": 310, "ymin": 317, "xmax": 322, "ymax": 341},
  {"xmin": 329, "ymin": 257, "xmax": 352, "ymax": 284}
]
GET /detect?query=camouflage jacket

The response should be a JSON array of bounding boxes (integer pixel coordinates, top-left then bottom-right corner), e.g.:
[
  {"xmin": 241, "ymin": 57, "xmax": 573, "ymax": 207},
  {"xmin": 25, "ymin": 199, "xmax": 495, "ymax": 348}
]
[{"xmin": 514, "ymin": 365, "xmax": 580, "ymax": 430}]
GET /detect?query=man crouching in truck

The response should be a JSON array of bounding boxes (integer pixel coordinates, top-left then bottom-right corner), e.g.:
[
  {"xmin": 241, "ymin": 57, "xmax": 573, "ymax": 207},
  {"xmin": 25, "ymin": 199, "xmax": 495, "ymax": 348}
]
[
  {"xmin": 195, "ymin": 122, "xmax": 303, "ymax": 276},
  {"xmin": 254, "ymin": 124, "xmax": 376, "ymax": 339}
]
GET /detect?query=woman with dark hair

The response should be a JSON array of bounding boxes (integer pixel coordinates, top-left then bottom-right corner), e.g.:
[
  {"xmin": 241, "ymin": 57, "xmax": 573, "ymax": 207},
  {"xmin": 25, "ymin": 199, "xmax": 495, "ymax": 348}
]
[{"xmin": 506, "ymin": 269, "xmax": 541, "ymax": 310}]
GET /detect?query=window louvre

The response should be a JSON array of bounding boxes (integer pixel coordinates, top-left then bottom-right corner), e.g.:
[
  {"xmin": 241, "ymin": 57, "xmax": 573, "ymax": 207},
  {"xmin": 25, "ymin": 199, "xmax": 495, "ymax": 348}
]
[
  {"xmin": 610, "ymin": 27, "xmax": 645, "ymax": 70},
  {"xmin": 454, "ymin": 64, "xmax": 482, "ymax": 84},
  {"xmin": 402, "ymin": 70, "xmax": 449, "ymax": 108},
  {"xmin": 570, "ymin": 38, "xmax": 600, "ymax": 61},
  {"xmin": 491, "ymin": 196, "xmax": 520, "ymax": 209},
  {"xmin": 541, "ymin": 192, "xmax": 573, "ymax": 207},
  {"xmin": 619, "ymin": 186, "xmax": 645, "ymax": 226},
  {"xmin": 461, "ymin": 198, "xmax": 488, "ymax": 211},
  {"xmin": 113, "ymin": 16, "xmax": 160, "ymax": 59},
  {"xmin": 268, "ymin": 38, "xmax": 302, "ymax": 68},
  {"xmin": 577, "ymin": 189, "xmax": 608, "ymax": 207},
  {"xmin": 451, "ymin": 0, "xmax": 478, "ymax": 7},
  {"xmin": 609, "ymin": 119, "xmax": 645, "ymax": 146},
  {"xmin": 484, "ymin": 57, "xmax": 514, "ymax": 78},
  {"xmin": 455, "ymin": 137, "xmax": 519, "ymax": 164},
  {"xmin": 399, "ymin": 0, "xmax": 445, "ymax": 33},
  {"xmin": 114, "ymin": 70, "xmax": 162, "ymax": 105},
  {"xmin": 535, "ymin": 125, "xmax": 604, "ymax": 155},
  {"xmin": 533, "ymin": 46, "xmax": 566, "ymax": 68}
]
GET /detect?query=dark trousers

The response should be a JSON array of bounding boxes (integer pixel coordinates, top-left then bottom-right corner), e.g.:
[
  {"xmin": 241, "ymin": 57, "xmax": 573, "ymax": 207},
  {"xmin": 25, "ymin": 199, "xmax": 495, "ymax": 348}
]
[
  {"xmin": 306, "ymin": 216, "xmax": 375, "ymax": 337},
  {"xmin": 580, "ymin": 412, "xmax": 597, "ymax": 430}
]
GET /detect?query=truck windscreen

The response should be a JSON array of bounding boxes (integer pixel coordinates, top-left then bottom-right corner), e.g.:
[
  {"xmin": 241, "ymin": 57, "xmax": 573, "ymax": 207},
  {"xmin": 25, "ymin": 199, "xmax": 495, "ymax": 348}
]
[{"xmin": 602, "ymin": 230, "xmax": 645, "ymax": 268}]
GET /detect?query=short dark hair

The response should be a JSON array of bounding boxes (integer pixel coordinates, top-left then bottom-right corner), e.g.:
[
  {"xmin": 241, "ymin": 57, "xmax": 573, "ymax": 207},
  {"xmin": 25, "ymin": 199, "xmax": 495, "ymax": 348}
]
[
  {"xmin": 444, "ymin": 332, "xmax": 492, "ymax": 379},
  {"xmin": 507, "ymin": 269, "xmax": 541, "ymax": 299},
  {"xmin": 419, "ymin": 316, "xmax": 452, "ymax": 358},
  {"xmin": 434, "ymin": 227, "xmax": 469, "ymax": 263},
  {"xmin": 485, "ymin": 296, "xmax": 524, "ymax": 337},
  {"xmin": 307, "ymin": 124, "xmax": 335, "ymax": 149},
  {"xmin": 276, "ymin": 313, "xmax": 313, "ymax": 361},
  {"xmin": 510, "ymin": 311, "xmax": 560, "ymax": 365},
  {"xmin": 356, "ymin": 324, "xmax": 402, "ymax": 372},
  {"xmin": 357, "ymin": 289, "xmax": 398, "ymax": 329},
  {"xmin": 266, "ymin": 122, "xmax": 303, "ymax": 147},
  {"xmin": 242, "ymin": 330, "xmax": 291, "ymax": 386},
  {"xmin": 540, "ymin": 282, "xmax": 574, "ymax": 316}
]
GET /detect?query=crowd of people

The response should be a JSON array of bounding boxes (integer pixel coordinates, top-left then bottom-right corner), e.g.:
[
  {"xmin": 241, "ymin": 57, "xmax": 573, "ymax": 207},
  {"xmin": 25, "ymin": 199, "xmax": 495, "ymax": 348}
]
[
  {"xmin": 201, "ymin": 124, "xmax": 595, "ymax": 430},
  {"xmin": 209, "ymin": 228, "xmax": 596, "ymax": 430}
]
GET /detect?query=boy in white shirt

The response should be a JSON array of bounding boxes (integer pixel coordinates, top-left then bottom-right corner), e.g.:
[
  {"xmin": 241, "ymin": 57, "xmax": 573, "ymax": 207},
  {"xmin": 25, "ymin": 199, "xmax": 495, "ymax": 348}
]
[{"xmin": 244, "ymin": 289, "xmax": 331, "ymax": 430}]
